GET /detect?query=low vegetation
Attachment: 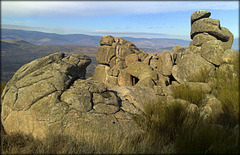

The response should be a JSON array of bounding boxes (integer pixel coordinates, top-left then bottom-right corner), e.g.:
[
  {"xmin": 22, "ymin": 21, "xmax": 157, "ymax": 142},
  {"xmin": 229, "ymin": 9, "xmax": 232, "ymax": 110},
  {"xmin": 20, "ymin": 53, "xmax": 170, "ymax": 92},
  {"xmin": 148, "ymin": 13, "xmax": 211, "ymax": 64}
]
[
  {"xmin": 1, "ymin": 56, "xmax": 239, "ymax": 154},
  {"xmin": 189, "ymin": 66, "xmax": 213, "ymax": 83},
  {"xmin": 211, "ymin": 57, "xmax": 239, "ymax": 127},
  {"xmin": 135, "ymin": 99, "xmax": 238, "ymax": 154},
  {"xmin": 172, "ymin": 83, "xmax": 204, "ymax": 106}
]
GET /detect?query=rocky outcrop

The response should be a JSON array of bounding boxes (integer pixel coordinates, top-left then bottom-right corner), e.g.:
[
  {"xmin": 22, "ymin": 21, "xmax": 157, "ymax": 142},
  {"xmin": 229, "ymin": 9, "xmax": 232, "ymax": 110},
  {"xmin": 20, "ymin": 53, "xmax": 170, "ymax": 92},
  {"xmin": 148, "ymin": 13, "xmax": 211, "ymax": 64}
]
[
  {"xmin": 191, "ymin": 10, "xmax": 211, "ymax": 25},
  {"xmin": 93, "ymin": 35, "xmax": 173, "ymax": 89},
  {"xmin": 172, "ymin": 53, "xmax": 215, "ymax": 83},
  {"xmin": 1, "ymin": 10, "xmax": 238, "ymax": 141},
  {"xmin": 1, "ymin": 52, "xmax": 144, "ymax": 140},
  {"xmin": 173, "ymin": 10, "xmax": 236, "ymax": 84},
  {"xmin": 187, "ymin": 10, "xmax": 234, "ymax": 66}
]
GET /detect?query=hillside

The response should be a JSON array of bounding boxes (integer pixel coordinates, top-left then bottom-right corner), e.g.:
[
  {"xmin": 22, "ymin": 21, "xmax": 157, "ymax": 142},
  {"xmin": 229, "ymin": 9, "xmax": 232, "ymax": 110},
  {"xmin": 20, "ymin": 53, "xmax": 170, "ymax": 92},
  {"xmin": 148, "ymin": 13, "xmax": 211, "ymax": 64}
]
[
  {"xmin": 1, "ymin": 39, "xmax": 99, "ymax": 82},
  {"xmin": 1, "ymin": 27, "xmax": 238, "ymax": 82},
  {"xmin": 2, "ymin": 28, "xmax": 191, "ymax": 49},
  {"xmin": 1, "ymin": 38, "xmax": 170, "ymax": 82},
  {"xmin": 1, "ymin": 10, "xmax": 239, "ymax": 155}
]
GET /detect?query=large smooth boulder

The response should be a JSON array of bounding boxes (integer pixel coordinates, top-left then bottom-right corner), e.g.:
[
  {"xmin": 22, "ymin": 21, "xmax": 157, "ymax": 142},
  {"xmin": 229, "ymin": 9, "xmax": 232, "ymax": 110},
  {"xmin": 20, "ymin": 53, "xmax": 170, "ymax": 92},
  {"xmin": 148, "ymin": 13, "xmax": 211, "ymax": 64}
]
[
  {"xmin": 190, "ymin": 33, "xmax": 217, "ymax": 47},
  {"xmin": 93, "ymin": 64, "xmax": 110, "ymax": 84},
  {"xmin": 116, "ymin": 45, "xmax": 134, "ymax": 60},
  {"xmin": 191, "ymin": 10, "xmax": 211, "ymax": 25},
  {"xmin": 118, "ymin": 70, "xmax": 133, "ymax": 86},
  {"xmin": 191, "ymin": 18, "xmax": 229, "ymax": 41},
  {"xmin": 100, "ymin": 35, "xmax": 116, "ymax": 46},
  {"xmin": 96, "ymin": 46, "xmax": 116, "ymax": 64},
  {"xmin": 172, "ymin": 53, "xmax": 215, "ymax": 83},
  {"xmin": 157, "ymin": 51, "xmax": 173, "ymax": 76},
  {"xmin": 125, "ymin": 54, "xmax": 139, "ymax": 66},
  {"xmin": 1, "ymin": 52, "xmax": 141, "ymax": 141},
  {"xmin": 109, "ymin": 85, "xmax": 161, "ymax": 114},
  {"xmin": 201, "ymin": 40, "xmax": 225, "ymax": 66},
  {"xmin": 1, "ymin": 52, "xmax": 89, "ymax": 139},
  {"xmin": 124, "ymin": 62, "xmax": 158, "ymax": 82},
  {"xmin": 222, "ymin": 49, "xmax": 239, "ymax": 63},
  {"xmin": 172, "ymin": 46, "xmax": 185, "ymax": 61},
  {"xmin": 221, "ymin": 27, "xmax": 234, "ymax": 50}
]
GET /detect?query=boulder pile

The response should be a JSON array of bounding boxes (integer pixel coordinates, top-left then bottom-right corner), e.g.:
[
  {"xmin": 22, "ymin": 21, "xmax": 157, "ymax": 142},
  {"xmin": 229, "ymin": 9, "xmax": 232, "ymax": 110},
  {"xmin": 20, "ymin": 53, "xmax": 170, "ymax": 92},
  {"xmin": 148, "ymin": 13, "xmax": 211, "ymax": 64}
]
[
  {"xmin": 93, "ymin": 35, "xmax": 174, "ymax": 96},
  {"xmin": 1, "ymin": 10, "xmax": 238, "ymax": 141}
]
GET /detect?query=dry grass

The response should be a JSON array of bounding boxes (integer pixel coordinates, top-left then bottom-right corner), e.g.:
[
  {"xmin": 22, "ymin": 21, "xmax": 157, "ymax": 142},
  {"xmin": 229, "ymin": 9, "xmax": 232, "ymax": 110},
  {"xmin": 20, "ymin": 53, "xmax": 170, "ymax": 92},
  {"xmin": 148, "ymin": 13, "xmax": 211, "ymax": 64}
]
[
  {"xmin": 1, "ymin": 124, "xmax": 141, "ymax": 154},
  {"xmin": 135, "ymin": 99, "xmax": 238, "ymax": 154},
  {"xmin": 211, "ymin": 58, "xmax": 239, "ymax": 127},
  {"xmin": 172, "ymin": 83, "xmax": 204, "ymax": 106},
  {"xmin": 175, "ymin": 121, "xmax": 239, "ymax": 154},
  {"xmin": 0, "ymin": 55, "xmax": 239, "ymax": 154},
  {"xmin": 133, "ymin": 99, "xmax": 190, "ymax": 153}
]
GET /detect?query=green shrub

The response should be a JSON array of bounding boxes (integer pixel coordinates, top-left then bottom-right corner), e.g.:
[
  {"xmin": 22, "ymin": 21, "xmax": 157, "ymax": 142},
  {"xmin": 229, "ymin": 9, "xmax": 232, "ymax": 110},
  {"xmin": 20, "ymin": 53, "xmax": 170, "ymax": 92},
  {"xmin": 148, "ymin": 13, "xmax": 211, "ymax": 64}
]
[{"xmin": 172, "ymin": 83, "xmax": 204, "ymax": 106}]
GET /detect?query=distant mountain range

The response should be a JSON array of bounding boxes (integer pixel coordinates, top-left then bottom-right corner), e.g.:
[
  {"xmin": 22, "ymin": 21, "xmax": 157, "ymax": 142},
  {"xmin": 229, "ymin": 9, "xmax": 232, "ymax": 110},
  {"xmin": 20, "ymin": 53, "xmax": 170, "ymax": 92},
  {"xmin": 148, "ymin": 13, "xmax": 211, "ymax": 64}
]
[
  {"xmin": 2, "ymin": 28, "xmax": 192, "ymax": 49},
  {"xmin": 2, "ymin": 28, "xmax": 239, "ymax": 50},
  {"xmin": 1, "ymin": 39, "xmax": 99, "ymax": 82},
  {"xmin": 1, "ymin": 28, "xmax": 238, "ymax": 82}
]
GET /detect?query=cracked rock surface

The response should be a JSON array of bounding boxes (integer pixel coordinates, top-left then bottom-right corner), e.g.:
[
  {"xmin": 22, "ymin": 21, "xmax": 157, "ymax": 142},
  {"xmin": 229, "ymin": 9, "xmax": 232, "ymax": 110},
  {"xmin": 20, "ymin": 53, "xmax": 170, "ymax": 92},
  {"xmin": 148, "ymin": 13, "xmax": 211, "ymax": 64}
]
[
  {"xmin": 1, "ymin": 10, "xmax": 238, "ymax": 141},
  {"xmin": 1, "ymin": 52, "xmax": 143, "ymax": 140}
]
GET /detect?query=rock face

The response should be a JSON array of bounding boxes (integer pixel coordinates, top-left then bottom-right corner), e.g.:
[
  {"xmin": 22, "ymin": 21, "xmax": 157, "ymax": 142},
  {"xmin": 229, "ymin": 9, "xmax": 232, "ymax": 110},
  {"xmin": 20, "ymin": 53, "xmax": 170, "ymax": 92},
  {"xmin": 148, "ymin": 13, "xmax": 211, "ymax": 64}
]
[
  {"xmin": 191, "ymin": 10, "xmax": 211, "ymax": 24},
  {"xmin": 187, "ymin": 10, "xmax": 234, "ymax": 61},
  {"xmin": 172, "ymin": 53, "xmax": 215, "ymax": 83},
  {"xmin": 1, "ymin": 10, "xmax": 238, "ymax": 141},
  {"xmin": 93, "ymin": 36, "xmax": 173, "ymax": 89},
  {"xmin": 1, "ymin": 52, "xmax": 143, "ymax": 140}
]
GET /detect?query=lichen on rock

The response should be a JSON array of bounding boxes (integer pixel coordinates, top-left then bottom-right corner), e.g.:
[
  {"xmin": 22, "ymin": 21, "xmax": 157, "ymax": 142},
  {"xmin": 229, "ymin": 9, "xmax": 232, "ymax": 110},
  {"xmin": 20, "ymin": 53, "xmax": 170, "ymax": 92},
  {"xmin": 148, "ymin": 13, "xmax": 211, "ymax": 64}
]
[{"xmin": 1, "ymin": 10, "xmax": 238, "ymax": 142}]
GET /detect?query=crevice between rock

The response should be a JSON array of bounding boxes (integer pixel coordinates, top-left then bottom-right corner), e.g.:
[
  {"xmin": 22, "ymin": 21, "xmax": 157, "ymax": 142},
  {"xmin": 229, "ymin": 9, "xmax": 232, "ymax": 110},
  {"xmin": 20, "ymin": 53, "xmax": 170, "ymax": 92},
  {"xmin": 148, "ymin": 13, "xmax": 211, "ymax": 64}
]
[
  {"xmin": 16, "ymin": 76, "xmax": 55, "ymax": 89},
  {"xmin": 23, "ymin": 90, "xmax": 58, "ymax": 111}
]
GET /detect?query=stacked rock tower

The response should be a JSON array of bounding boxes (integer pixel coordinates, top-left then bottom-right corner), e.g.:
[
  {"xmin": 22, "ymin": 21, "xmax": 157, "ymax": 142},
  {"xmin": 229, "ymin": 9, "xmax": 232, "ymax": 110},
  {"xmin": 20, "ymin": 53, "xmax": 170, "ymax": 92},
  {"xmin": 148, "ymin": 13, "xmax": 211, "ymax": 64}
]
[
  {"xmin": 1, "ymin": 10, "xmax": 238, "ymax": 141},
  {"xmin": 93, "ymin": 10, "xmax": 237, "ymax": 87},
  {"xmin": 187, "ymin": 10, "xmax": 234, "ymax": 64}
]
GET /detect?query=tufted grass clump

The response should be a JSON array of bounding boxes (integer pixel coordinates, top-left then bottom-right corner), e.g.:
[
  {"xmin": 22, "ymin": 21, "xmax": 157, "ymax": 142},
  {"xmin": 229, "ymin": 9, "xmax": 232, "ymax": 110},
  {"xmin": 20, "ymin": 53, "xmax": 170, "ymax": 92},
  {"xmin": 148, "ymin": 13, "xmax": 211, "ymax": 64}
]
[
  {"xmin": 172, "ymin": 83, "xmax": 204, "ymax": 106},
  {"xmin": 1, "ymin": 127, "xmax": 44, "ymax": 154},
  {"xmin": 1, "ymin": 119, "xmax": 162, "ymax": 154},
  {"xmin": 210, "ymin": 57, "xmax": 239, "ymax": 127},
  {"xmin": 175, "ymin": 121, "xmax": 239, "ymax": 154},
  {"xmin": 134, "ymin": 99, "xmax": 238, "ymax": 154},
  {"xmin": 133, "ymin": 99, "xmax": 190, "ymax": 153}
]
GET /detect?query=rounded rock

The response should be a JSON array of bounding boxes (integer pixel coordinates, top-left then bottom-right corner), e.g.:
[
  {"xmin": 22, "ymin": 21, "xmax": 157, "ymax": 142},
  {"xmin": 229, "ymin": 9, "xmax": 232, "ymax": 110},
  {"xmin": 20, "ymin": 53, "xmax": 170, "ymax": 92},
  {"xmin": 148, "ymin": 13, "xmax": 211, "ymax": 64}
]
[{"xmin": 191, "ymin": 10, "xmax": 211, "ymax": 25}]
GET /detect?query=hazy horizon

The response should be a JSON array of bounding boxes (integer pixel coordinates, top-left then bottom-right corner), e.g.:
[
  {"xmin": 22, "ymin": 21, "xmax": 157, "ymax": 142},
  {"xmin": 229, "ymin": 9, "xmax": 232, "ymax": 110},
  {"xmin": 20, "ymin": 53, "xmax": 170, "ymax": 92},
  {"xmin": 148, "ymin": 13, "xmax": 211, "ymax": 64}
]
[{"xmin": 2, "ymin": 1, "xmax": 239, "ymax": 40}]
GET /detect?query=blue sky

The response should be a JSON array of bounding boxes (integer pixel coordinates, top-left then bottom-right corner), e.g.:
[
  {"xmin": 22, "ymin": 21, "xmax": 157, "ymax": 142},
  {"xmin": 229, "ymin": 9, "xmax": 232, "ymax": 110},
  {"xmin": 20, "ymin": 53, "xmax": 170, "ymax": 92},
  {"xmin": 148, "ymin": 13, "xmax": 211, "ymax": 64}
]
[{"xmin": 1, "ymin": 1, "xmax": 239, "ymax": 40}]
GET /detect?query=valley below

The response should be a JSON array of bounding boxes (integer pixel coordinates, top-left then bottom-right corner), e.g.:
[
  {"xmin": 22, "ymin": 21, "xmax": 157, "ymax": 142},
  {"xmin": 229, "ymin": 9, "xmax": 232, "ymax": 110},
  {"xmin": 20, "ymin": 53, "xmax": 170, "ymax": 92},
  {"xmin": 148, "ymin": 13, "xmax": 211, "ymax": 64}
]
[{"xmin": 1, "ymin": 39, "xmax": 168, "ymax": 82}]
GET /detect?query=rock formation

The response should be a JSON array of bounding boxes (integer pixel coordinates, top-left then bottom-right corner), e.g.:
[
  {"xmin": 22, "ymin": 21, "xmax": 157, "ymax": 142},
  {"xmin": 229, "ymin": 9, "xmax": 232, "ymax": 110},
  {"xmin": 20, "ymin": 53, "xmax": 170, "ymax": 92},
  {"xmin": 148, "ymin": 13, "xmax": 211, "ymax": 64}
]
[
  {"xmin": 1, "ymin": 52, "xmax": 148, "ymax": 140},
  {"xmin": 1, "ymin": 10, "xmax": 238, "ymax": 141}
]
